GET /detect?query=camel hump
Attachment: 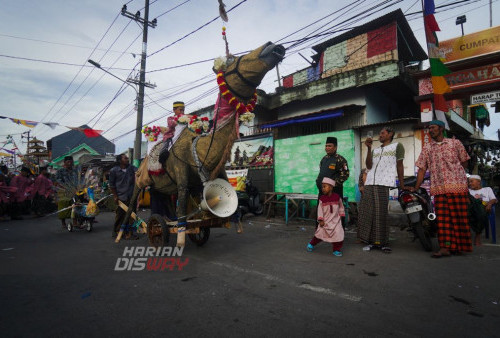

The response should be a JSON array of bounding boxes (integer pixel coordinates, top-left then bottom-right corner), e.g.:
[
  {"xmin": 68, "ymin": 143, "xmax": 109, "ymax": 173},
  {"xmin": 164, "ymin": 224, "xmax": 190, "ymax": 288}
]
[{"xmin": 136, "ymin": 157, "xmax": 153, "ymax": 188}]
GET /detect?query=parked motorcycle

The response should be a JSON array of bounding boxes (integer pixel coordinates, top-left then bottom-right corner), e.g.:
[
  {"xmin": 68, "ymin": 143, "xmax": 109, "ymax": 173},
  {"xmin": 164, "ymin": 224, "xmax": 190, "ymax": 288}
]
[
  {"xmin": 236, "ymin": 178, "xmax": 263, "ymax": 218},
  {"xmin": 398, "ymin": 177, "xmax": 438, "ymax": 251}
]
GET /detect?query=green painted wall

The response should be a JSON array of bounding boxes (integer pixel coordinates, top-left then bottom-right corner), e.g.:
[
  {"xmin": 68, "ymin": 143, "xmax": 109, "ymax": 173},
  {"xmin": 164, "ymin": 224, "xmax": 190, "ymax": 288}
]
[{"xmin": 274, "ymin": 130, "xmax": 356, "ymax": 200}]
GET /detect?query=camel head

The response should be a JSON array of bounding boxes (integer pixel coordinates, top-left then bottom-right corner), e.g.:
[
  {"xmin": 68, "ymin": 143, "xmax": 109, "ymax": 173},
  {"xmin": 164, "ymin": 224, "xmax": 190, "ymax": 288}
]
[{"xmin": 215, "ymin": 42, "xmax": 285, "ymax": 101}]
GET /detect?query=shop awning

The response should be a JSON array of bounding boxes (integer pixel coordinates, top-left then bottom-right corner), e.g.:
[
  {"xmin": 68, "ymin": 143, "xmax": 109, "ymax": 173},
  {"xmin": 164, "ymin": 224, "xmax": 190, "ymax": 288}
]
[{"xmin": 260, "ymin": 108, "xmax": 344, "ymax": 129}]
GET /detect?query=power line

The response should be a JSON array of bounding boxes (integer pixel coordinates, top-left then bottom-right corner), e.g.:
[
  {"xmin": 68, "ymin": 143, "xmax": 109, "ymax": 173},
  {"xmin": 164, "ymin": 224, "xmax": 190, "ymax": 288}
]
[
  {"xmin": 147, "ymin": 0, "xmax": 248, "ymax": 59},
  {"xmin": 51, "ymin": 20, "xmax": 136, "ymax": 123},
  {"xmin": 0, "ymin": 53, "xmax": 129, "ymax": 70},
  {"xmin": 38, "ymin": 11, "xmax": 123, "ymax": 124},
  {"xmin": 0, "ymin": 33, "xmax": 130, "ymax": 55},
  {"xmin": 156, "ymin": 0, "xmax": 191, "ymax": 18}
]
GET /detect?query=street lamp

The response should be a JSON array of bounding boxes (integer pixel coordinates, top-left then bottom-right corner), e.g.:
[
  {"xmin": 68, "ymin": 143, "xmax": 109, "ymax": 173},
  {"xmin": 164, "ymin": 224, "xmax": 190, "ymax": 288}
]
[
  {"xmin": 456, "ymin": 15, "xmax": 466, "ymax": 36},
  {"xmin": 87, "ymin": 59, "xmax": 142, "ymax": 166},
  {"xmin": 88, "ymin": 59, "xmax": 138, "ymax": 95}
]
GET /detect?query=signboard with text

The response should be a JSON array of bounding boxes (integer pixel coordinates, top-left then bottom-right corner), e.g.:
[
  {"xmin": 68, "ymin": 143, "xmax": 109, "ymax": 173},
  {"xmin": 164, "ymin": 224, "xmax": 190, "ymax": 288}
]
[
  {"xmin": 438, "ymin": 26, "xmax": 500, "ymax": 63},
  {"xmin": 418, "ymin": 62, "xmax": 500, "ymax": 95},
  {"xmin": 471, "ymin": 90, "xmax": 500, "ymax": 104}
]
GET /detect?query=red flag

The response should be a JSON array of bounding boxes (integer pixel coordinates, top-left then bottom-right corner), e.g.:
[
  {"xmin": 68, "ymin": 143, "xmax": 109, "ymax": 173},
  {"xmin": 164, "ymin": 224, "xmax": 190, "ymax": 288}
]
[
  {"xmin": 433, "ymin": 94, "xmax": 448, "ymax": 112},
  {"xmin": 83, "ymin": 129, "xmax": 103, "ymax": 137}
]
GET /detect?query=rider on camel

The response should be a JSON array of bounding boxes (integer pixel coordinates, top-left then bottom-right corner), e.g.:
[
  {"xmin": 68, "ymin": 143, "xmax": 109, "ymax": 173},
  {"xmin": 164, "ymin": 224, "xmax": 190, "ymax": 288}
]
[{"xmin": 159, "ymin": 101, "xmax": 186, "ymax": 164}]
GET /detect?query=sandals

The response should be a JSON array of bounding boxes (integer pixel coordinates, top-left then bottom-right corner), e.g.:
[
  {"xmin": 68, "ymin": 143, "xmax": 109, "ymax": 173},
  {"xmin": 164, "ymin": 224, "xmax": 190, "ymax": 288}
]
[
  {"xmin": 333, "ymin": 251, "xmax": 343, "ymax": 257},
  {"xmin": 381, "ymin": 246, "xmax": 392, "ymax": 254},
  {"xmin": 306, "ymin": 244, "xmax": 314, "ymax": 252},
  {"xmin": 431, "ymin": 250, "xmax": 451, "ymax": 258},
  {"xmin": 363, "ymin": 244, "xmax": 392, "ymax": 253}
]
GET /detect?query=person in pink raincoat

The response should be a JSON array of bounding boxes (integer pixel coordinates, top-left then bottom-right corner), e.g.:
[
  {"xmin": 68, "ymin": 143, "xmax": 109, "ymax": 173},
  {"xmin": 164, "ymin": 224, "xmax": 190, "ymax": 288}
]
[
  {"xmin": 307, "ymin": 177, "xmax": 345, "ymax": 257},
  {"xmin": 0, "ymin": 174, "xmax": 17, "ymax": 218},
  {"xmin": 32, "ymin": 167, "xmax": 55, "ymax": 216},
  {"xmin": 9, "ymin": 167, "xmax": 34, "ymax": 220}
]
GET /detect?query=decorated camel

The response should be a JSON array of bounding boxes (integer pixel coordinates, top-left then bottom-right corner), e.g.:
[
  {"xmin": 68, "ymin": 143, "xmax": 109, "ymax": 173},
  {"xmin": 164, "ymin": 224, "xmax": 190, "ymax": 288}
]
[{"xmin": 122, "ymin": 41, "xmax": 285, "ymax": 247}]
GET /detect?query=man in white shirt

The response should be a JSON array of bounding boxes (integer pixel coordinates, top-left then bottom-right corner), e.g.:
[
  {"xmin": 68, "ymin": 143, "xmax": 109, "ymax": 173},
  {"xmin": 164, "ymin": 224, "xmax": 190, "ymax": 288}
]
[{"xmin": 469, "ymin": 175, "xmax": 497, "ymax": 244}]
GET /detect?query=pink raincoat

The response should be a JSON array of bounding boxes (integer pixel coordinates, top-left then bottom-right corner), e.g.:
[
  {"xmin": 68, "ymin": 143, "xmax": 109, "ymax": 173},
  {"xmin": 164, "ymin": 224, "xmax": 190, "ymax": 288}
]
[
  {"xmin": 10, "ymin": 175, "xmax": 33, "ymax": 203},
  {"xmin": 0, "ymin": 182, "xmax": 17, "ymax": 204},
  {"xmin": 33, "ymin": 174, "xmax": 54, "ymax": 198},
  {"xmin": 315, "ymin": 193, "xmax": 345, "ymax": 243}
]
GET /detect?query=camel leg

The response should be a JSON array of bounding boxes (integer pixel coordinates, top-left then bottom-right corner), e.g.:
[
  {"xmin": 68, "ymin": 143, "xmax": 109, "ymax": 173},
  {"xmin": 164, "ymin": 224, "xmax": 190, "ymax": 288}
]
[
  {"xmin": 174, "ymin": 165, "xmax": 190, "ymax": 248},
  {"xmin": 116, "ymin": 185, "xmax": 141, "ymax": 243},
  {"xmin": 175, "ymin": 182, "xmax": 189, "ymax": 247}
]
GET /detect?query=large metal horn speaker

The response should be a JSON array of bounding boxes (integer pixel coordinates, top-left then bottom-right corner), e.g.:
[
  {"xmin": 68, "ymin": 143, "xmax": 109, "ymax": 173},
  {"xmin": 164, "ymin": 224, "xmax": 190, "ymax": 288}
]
[{"xmin": 200, "ymin": 178, "xmax": 238, "ymax": 217}]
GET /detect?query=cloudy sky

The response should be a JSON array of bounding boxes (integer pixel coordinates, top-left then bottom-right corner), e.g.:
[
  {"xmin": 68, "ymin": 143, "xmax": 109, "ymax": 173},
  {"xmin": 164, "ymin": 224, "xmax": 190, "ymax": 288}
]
[{"xmin": 1, "ymin": 0, "xmax": 499, "ymax": 155}]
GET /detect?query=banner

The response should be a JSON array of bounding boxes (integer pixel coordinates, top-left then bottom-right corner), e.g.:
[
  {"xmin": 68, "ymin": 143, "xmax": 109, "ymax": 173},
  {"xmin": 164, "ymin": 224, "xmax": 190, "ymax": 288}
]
[
  {"xmin": 229, "ymin": 135, "xmax": 273, "ymax": 168},
  {"xmin": 226, "ymin": 169, "xmax": 248, "ymax": 191},
  {"xmin": 438, "ymin": 25, "xmax": 500, "ymax": 63},
  {"xmin": 274, "ymin": 130, "xmax": 355, "ymax": 201}
]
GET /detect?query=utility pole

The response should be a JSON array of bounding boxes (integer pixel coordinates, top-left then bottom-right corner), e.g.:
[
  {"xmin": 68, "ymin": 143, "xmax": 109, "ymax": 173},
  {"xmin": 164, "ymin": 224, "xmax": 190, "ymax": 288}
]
[
  {"xmin": 490, "ymin": 0, "xmax": 493, "ymax": 27},
  {"xmin": 121, "ymin": 1, "xmax": 157, "ymax": 167}
]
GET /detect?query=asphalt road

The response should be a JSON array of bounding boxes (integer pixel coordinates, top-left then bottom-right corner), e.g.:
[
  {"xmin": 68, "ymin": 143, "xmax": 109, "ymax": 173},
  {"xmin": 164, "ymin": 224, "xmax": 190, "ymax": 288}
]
[{"xmin": 1, "ymin": 210, "xmax": 499, "ymax": 337}]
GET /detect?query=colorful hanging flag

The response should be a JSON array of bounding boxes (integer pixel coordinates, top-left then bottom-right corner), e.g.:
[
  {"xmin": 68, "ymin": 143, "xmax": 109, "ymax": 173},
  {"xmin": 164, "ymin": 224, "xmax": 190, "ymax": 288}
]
[
  {"xmin": 0, "ymin": 148, "xmax": 16, "ymax": 154},
  {"xmin": 423, "ymin": 0, "xmax": 451, "ymax": 129},
  {"xmin": 0, "ymin": 152, "xmax": 12, "ymax": 157},
  {"xmin": 43, "ymin": 122, "xmax": 59, "ymax": 129},
  {"xmin": 9, "ymin": 118, "xmax": 38, "ymax": 128},
  {"xmin": 83, "ymin": 129, "xmax": 103, "ymax": 138}
]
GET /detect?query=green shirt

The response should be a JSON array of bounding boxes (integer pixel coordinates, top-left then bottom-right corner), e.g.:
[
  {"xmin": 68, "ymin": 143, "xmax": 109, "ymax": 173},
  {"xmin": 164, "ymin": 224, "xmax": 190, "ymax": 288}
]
[{"xmin": 316, "ymin": 152, "xmax": 349, "ymax": 190}]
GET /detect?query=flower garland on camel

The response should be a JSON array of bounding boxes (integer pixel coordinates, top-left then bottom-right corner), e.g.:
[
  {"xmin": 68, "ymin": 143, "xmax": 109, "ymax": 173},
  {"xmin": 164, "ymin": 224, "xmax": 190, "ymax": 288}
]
[
  {"xmin": 175, "ymin": 114, "xmax": 210, "ymax": 134},
  {"xmin": 215, "ymin": 70, "xmax": 257, "ymax": 125}
]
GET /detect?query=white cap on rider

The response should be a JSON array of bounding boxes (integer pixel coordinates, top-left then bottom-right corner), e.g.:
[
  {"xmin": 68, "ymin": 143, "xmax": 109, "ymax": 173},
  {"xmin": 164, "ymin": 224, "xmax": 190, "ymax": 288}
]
[{"xmin": 468, "ymin": 175, "xmax": 481, "ymax": 181}]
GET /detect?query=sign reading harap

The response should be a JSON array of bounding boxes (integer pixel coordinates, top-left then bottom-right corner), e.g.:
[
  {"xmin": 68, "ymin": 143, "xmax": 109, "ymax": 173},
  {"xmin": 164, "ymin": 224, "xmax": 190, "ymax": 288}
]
[{"xmin": 471, "ymin": 90, "xmax": 500, "ymax": 104}]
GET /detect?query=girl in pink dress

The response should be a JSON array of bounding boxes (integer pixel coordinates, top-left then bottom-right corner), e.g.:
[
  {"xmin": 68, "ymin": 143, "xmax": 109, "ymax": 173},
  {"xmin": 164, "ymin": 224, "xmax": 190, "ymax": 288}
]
[{"xmin": 307, "ymin": 177, "xmax": 345, "ymax": 257}]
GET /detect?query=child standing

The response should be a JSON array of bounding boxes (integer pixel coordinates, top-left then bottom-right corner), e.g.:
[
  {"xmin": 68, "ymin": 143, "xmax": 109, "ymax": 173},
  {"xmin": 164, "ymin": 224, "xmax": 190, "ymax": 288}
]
[{"xmin": 307, "ymin": 177, "xmax": 345, "ymax": 256}]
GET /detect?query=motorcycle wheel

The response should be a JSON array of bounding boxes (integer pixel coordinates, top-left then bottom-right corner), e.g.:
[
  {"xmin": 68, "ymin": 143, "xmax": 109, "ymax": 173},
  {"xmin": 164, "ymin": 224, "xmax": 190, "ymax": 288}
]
[
  {"xmin": 253, "ymin": 204, "xmax": 264, "ymax": 216},
  {"xmin": 413, "ymin": 221, "xmax": 433, "ymax": 251}
]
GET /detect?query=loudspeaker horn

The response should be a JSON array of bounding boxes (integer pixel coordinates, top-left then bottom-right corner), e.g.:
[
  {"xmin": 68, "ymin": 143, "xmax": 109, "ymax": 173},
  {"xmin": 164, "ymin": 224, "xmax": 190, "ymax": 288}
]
[{"xmin": 200, "ymin": 178, "xmax": 238, "ymax": 217}]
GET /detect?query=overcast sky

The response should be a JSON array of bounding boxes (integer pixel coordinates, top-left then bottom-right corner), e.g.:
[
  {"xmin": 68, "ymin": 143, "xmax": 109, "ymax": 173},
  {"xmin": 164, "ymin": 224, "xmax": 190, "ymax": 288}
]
[{"xmin": 1, "ymin": 0, "xmax": 499, "ymax": 155}]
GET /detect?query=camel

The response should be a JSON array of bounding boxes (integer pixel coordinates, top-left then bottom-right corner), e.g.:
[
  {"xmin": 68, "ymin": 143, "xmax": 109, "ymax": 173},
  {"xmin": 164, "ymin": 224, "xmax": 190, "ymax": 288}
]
[{"xmin": 122, "ymin": 41, "xmax": 285, "ymax": 247}]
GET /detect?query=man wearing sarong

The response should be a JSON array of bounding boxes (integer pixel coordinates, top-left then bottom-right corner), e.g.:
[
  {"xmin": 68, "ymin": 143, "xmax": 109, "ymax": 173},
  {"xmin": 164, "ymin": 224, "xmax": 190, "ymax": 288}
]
[
  {"xmin": 55, "ymin": 156, "xmax": 78, "ymax": 229},
  {"xmin": 413, "ymin": 120, "xmax": 472, "ymax": 257},
  {"xmin": 357, "ymin": 126, "xmax": 405, "ymax": 253}
]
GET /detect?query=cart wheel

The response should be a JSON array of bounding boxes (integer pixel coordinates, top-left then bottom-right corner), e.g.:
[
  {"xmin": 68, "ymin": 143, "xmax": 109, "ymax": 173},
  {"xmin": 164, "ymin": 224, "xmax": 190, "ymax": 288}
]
[
  {"xmin": 188, "ymin": 227, "xmax": 210, "ymax": 246},
  {"xmin": 67, "ymin": 222, "xmax": 73, "ymax": 232},
  {"xmin": 147, "ymin": 214, "xmax": 170, "ymax": 247}
]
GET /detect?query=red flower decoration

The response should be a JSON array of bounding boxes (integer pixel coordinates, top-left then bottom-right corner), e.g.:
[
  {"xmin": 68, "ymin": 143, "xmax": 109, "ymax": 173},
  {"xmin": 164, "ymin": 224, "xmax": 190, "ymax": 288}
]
[{"xmin": 216, "ymin": 71, "xmax": 257, "ymax": 115}]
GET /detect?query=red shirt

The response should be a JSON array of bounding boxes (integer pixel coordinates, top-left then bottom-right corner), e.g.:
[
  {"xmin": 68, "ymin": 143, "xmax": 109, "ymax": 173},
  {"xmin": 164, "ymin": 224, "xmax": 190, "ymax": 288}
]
[{"xmin": 415, "ymin": 138, "xmax": 470, "ymax": 196}]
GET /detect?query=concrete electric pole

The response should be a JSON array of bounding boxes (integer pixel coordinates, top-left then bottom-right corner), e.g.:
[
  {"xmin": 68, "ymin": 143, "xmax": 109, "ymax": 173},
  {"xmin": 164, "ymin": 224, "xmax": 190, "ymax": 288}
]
[{"xmin": 121, "ymin": 1, "xmax": 157, "ymax": 167}]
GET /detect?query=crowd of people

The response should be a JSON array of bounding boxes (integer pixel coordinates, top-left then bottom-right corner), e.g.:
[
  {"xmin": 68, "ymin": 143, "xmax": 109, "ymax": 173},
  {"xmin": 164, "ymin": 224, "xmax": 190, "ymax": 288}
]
[
  {"xmin": 1, "ymin": 111, "xmax": 497, "ymax": 253},
  {"xmin": 308, "ymin": 120, "xmax": 498, "ymax": 258},
  {"xmin": 0, "ymin": 164, "xmax": 56, "ymax": 220}
]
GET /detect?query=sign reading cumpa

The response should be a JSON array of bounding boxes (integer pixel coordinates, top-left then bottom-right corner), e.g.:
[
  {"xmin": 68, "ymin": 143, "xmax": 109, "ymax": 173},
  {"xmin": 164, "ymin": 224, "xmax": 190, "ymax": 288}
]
[{"xmin": 471, "ymin": 90, "xmax": 500, "ymax": 104}]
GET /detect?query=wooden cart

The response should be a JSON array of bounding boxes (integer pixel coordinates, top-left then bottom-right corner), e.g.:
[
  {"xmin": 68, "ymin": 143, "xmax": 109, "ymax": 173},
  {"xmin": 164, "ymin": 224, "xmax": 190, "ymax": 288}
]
[{"xmin": 146, "ymin": 213, "xmax": 230, "ymax": 247}]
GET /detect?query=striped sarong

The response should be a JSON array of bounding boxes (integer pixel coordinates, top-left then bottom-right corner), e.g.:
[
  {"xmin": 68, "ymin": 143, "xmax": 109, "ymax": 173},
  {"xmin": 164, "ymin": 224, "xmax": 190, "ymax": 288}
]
[
  {"xmin": 434, "ymin": 193, "xmax": 472, "ymax": 253},
  {"xmin": 357, "ymin": 185, "xmax": 390, "ymax": 246}
]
